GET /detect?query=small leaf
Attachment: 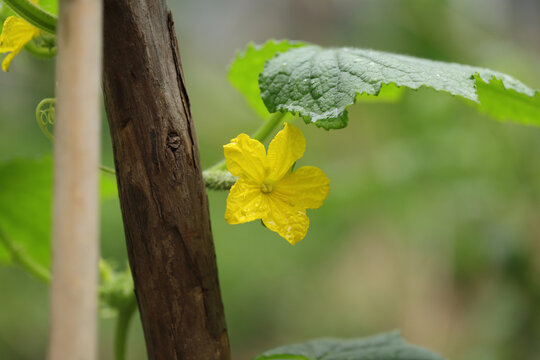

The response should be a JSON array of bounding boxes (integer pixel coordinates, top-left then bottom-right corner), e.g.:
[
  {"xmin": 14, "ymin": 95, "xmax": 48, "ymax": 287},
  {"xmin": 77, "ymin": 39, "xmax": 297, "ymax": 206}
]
[
  {"xmin": 259, "ymin": 46, "xmax": 540, "ymax": 129},
  {"xmin": 0, "ymin": 156, "xmax": 117, "ymax": 269},
  {"xmin": 229, "ymin": 39, "xmax": 307, "ymax": 119},
  {"xmin": 253, "ymin": 331, "xmax": 446, "ymax": 360}
]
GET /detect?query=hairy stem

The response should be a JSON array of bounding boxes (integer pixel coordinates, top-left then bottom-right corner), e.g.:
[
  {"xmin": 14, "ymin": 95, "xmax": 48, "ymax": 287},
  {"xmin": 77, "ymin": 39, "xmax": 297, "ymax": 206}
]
[{"xmin": 2, "ymin": 0, "xmax": 57, "ymax": 33}]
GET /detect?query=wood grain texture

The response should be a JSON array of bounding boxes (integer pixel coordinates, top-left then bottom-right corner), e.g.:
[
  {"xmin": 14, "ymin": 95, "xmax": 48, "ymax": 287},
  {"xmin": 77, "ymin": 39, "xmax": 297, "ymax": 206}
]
[{"xmin": 102, "ymin": 1, "xmax": 230, "ymax": 359}]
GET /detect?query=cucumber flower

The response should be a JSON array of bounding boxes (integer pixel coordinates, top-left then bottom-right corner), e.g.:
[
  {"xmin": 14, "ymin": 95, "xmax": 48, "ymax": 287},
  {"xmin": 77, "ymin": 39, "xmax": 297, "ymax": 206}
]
[
  {"xmin": 0, "ymin": 1, "xmax": 41, "ymax": 72},
  {"xmin": 224, "ymin": 123, "xmax": 330, "ymax": 244}
]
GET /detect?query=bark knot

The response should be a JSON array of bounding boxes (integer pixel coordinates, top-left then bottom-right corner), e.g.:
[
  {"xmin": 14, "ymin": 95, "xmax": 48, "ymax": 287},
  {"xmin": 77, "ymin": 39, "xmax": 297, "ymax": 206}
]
[{"xmin": 167, "ymin": 132, "xmax": 182, "ymax": 152}]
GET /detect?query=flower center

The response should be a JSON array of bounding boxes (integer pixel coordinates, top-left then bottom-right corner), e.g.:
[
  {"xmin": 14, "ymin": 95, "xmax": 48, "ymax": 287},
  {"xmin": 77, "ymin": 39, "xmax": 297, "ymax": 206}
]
[{"xmin": 260, "ymin": 180, "xmax": 274, "ymax": 194}]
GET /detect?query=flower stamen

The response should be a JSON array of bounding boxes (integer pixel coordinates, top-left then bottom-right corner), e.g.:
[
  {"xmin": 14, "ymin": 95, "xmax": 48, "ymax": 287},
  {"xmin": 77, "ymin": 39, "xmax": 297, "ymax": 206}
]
[{"xmin": 260, "ymin": 180, "xmax": 273, "ymax": 193}]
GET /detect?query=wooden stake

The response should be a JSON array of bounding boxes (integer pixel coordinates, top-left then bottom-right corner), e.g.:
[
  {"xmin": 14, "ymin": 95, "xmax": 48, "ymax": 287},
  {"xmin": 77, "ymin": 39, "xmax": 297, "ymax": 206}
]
[
  {"xmin": 48, "ymin": 0, "xmax": 102, "ymax": 359},
  {"xmin": 103, "ymin": 1, "xmax": 230, "ymax": 358}
]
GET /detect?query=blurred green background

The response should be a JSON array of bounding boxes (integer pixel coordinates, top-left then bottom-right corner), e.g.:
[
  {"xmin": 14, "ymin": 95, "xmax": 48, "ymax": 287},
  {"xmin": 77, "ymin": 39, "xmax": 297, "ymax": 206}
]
[{"xmin": 1, "ymin": 0, "xmax": 540, "ymax": 359}]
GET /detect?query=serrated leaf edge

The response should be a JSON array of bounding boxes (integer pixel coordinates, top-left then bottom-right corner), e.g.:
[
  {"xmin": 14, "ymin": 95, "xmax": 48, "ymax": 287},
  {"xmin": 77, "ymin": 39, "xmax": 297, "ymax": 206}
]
[{"xmin": 260, "ymin": 46, "xmax": 540, "ymax": 130}]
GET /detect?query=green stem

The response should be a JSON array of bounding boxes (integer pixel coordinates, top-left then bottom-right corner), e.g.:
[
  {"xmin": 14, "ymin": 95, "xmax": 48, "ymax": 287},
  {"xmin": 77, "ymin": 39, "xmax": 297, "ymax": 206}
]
[
  {"xmin": 2, "ymin": 0, "xmax": 57, "ymax": 34},
  {"xmin": 25, "ymin": 40, "xmax": 56, "ymax": 58},
  {"xmin": 114, "ymin": 294, "xmax": 137, "ymax": 360},
  {"xmin": 251, "ymin": 112, "xmax": 287, "ymax": 142},
  {"xmin": 0, "ymin": 225, "xmax": 51, "ymax": 283},
  {"xmin": 208, "ymin": 112, "xmax": 286, "ymax": 171},
  {"xmin": 99, "ymin": 165, "xmax": 116, "ymax": 175}
]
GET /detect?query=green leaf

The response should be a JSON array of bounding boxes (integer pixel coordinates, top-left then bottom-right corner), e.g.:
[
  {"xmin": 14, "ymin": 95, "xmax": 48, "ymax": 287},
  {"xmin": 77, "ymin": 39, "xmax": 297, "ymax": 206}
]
[
  {"xmin": 475, "ymin": 74, "xmax": 540, "ymax": 125},
  {"xmin": 0, "ymin": 156, "xmax": 54, "ymax": 268},
  {"xmin": 356, "ymin": 82, "xmax": 404, "ymax": 103},
  {"xmin": 253, "ymin": 331, "xmax": 445, "ymax": 360},
  {"xmin": 259, "ymin": 46, "xmax": 540, "ymax": 129},
  {"xmin": 0, "ymin": 156, "xmax": 117, "ymax": 269},
  {"xmin": 229, "ymin": 39, "xmax": 307, "ymax": 119}
]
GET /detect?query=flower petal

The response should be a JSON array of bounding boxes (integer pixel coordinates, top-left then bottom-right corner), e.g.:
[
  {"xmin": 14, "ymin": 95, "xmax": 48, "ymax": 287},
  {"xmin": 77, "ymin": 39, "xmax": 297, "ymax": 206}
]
[
  {"xmin": 1, "ymin": 51, "xmax": 17, "ymax": 72},
  {"xmin": 0, "ymin": 16, "xmax": 40, "ymax": 72},
  {"xmin": 262, "ymin": 196, "xmax": 309, "ymax": 245},
  {"xmin": 225, "ymin": 178, "xmax": 268, "ymax": 224},
  {"xmin": 266, "ymin": 123, "xmax": 305, "ymax": 181},
  {"xmin": 224, "ymin": 133, "xmax": 267, "ymax": 182},
  {"xmin": 274, "ymin": 166, "xmax": 330, "ymax": 210}
]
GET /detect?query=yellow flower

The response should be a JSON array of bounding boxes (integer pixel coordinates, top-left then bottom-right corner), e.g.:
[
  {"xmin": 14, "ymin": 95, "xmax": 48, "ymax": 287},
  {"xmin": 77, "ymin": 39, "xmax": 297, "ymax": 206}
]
[
  {"xmin": 224, "ymin": 123, "xmax": 330, "ymax": 244},
  {"xmin": 0, "ymin": 2, "xmax": 41, "ymax": 72}
]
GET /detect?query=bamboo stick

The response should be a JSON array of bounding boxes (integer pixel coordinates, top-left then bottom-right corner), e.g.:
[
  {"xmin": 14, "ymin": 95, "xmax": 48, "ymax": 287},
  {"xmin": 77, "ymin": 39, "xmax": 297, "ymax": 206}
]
[{"xmin": 48, "ymin": 0, "xmax": 102, "ymax": 359}]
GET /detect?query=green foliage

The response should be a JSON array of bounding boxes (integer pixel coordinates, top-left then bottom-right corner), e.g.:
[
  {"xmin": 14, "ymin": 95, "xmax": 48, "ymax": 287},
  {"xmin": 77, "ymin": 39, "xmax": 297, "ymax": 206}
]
[
  {"xmin": 356, "ymin": 82, "xmax": 404, "ymax": 103},
  {"xmin": 98, "ymin": 259, "xmax": 134, "ymax": 318},
  {"xmin": 475, "ymin": 74, "xmax": 540, "ymax": 125},
  {"xmin": 253, "ymin": 331, "xmax": 445, "ymax": 360},
  {"xmin": 0, "ymin": 156, "xmax": 117, "ymax": 269},
  {"xmin": 0, "ymin": 156, "xmax": 54, "ymax": 267},
  {"xmin": 259, "ymin": 46, "xmax": 540, "ymax": 130},
  {"xmin": 228, "ymin": 39, "xmax": 306, "ymax": 118}
]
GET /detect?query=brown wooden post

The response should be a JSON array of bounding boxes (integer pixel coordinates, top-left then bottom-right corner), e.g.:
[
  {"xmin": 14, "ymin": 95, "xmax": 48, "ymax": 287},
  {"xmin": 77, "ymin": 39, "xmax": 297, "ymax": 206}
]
[{"xmin": 102, "ymin": 1, "xmax": 230, "ymax": 359}]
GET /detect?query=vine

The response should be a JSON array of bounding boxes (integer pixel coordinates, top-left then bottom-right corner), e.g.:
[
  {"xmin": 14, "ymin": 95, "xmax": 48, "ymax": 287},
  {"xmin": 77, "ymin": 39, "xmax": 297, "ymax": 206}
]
[{"xmin": 2, "ymin": 0, "xmax": 56, "ymax": 34}]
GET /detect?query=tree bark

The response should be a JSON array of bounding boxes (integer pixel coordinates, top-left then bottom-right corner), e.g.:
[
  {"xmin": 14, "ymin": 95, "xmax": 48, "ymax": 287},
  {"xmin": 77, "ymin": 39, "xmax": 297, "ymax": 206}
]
[{"xmin": 102, "ymin": 1, "xmax": 230, "ymax": 359}]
